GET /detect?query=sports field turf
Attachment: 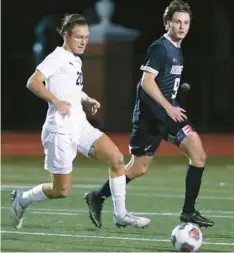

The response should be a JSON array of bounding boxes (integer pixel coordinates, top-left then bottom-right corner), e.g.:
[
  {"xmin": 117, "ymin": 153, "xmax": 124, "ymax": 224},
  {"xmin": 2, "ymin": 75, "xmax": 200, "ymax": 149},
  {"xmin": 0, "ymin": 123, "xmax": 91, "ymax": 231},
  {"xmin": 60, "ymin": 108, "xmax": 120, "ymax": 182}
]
[{"xmin": 1, "ymin": 156, "xmax": 234, "ymax": 252}]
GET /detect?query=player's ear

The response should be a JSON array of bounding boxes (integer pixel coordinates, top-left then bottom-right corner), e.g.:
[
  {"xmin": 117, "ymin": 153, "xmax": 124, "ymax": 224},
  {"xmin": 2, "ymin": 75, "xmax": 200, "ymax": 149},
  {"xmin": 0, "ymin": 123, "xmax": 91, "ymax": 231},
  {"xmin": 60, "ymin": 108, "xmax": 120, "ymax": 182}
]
[
  {"xmin": 165, "ymin": 21, "xmax": 170, "ymax": 31},
  {"xmin": 63, "ymin": 31, "xmax": 69, "ymax": 41}
]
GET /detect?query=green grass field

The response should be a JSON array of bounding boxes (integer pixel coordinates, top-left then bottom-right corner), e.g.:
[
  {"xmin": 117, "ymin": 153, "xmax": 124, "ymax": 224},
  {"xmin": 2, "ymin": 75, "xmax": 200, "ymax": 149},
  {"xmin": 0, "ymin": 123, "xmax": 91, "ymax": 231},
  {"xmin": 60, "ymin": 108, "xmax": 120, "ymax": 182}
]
[{"xmin": 1, "ymin": 156, "xmax": 234, "ymax": 252}]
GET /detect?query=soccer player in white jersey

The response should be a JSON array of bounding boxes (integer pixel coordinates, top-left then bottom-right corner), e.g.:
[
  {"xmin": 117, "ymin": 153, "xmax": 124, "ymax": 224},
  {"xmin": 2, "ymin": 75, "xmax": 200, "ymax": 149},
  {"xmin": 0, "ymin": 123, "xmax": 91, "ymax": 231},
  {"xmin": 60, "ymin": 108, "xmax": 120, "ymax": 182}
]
[{"xmin": 10, "ymin": 14, "xmax": 150, "ymax": 229}]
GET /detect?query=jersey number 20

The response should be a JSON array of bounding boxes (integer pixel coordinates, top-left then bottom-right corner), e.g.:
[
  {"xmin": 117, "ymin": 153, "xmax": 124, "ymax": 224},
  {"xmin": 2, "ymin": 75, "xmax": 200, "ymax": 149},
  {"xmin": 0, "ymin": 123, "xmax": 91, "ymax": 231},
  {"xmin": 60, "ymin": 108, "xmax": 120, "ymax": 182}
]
[
  {"xmin": 171, "ymin": 78, "xmax": 180, "ymax": 99},
  {"xmin": 76, "ymin": 72, "xmax": 83, "ymax": 86}
]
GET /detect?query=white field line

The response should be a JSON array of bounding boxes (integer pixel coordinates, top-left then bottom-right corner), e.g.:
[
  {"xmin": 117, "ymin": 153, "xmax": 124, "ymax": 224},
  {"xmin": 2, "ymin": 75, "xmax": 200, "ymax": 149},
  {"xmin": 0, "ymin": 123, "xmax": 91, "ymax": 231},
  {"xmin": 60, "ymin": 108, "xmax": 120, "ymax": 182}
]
[
  {"xmin": 1, "ymin": 206, "xmax": 234, "ymax": 218},
  {"xmin": 1, "ymin": 184, "xmax": 100, "ymax": 189},
  {"xmin": 1, "ymin": 184, "xmax": 234, "ymax": 200},
  {"xmin": 1, "ymin": 230, "xmax": 234, "ymax": 247},
  {"xmin": 129, "ymin": 193, "xmax": 234, "ymax": 200}
]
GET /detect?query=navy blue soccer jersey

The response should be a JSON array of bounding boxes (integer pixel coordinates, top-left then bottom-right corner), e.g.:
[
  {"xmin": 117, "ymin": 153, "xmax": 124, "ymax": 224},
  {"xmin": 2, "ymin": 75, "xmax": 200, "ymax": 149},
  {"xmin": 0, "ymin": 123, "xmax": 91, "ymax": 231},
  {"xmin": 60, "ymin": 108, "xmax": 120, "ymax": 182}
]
[{"xmin": 133, "ymin": 36, "xmax": 184, "ymax": 122}]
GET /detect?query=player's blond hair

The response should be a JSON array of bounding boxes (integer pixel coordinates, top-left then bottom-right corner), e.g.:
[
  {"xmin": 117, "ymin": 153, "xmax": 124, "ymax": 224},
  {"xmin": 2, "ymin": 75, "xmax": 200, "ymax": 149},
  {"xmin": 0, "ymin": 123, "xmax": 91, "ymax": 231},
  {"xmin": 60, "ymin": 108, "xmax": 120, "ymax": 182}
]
[{"xmin": 57, "ymin": 13, "xmax": 88, "ymax": 36}]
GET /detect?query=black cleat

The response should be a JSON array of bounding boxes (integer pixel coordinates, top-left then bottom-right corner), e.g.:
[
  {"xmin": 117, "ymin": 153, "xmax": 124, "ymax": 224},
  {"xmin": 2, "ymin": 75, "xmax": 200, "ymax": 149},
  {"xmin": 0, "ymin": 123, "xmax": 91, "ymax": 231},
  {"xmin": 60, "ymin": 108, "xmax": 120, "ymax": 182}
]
[
  {"xmin": 180, "ymin": 210, "xmax": 215, "ymax": 228},
  {"xmin": 84, "ymin": 191, "xmax": 104, "ymax": 228}
]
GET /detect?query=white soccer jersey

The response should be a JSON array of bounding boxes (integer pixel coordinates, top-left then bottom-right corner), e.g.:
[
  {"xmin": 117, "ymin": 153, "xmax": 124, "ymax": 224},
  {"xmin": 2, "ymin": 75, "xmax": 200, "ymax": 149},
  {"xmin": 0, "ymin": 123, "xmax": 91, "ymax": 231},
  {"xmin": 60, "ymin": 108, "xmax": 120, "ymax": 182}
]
[{"xmin": 36, "ymin": 47, "xmax": 86, "ymax": 134}]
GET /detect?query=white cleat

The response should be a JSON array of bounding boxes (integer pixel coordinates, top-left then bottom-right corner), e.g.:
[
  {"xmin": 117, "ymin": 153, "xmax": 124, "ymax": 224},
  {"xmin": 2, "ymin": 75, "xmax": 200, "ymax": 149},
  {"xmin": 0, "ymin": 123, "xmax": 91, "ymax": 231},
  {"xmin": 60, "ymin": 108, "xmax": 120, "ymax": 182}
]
[
  {"xmin": 114, "ymin": 212, "xmax": 151, "ymax": 228},
  {"xmin": 10, "ymin": 190, "xmax": 26, "ymax": 229}
]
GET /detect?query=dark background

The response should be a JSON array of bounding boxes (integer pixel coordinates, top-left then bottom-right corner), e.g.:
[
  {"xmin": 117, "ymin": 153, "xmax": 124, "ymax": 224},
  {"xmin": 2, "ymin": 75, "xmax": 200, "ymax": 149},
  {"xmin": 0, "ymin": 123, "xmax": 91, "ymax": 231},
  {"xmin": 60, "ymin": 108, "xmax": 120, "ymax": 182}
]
[{"xmin": 2, "ymin": 0, "xmax": 234, "ymax": 133}]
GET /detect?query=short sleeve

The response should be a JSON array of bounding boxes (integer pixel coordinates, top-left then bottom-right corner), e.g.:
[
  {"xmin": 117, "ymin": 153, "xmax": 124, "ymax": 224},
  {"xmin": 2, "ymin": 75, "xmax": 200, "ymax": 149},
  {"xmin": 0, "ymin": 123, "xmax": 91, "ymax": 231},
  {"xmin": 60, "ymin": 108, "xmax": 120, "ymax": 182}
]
[
  {"xmin": 140, "ymin": 44, "xmax": 165, "ymax": 75},
  {"xmin": 36, "ymin": 51, "xmax": 67, "ymax": 79}
]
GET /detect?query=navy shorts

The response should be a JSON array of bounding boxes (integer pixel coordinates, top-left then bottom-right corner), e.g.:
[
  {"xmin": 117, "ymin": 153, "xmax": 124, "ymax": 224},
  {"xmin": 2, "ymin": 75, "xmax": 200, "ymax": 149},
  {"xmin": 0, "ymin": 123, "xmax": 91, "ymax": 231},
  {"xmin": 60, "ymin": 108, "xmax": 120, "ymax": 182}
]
[{"xmin": 129, "ymin": 117, "xmax": 194, "ymax": 156}]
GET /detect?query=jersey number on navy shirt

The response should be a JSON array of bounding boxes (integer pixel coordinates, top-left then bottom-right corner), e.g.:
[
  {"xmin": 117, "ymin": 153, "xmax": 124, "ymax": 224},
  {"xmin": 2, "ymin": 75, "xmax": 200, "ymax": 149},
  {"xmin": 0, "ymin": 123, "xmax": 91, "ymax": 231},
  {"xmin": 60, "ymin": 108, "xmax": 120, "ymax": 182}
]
[{"xmin": 172, "ymin": 77, "xmax": 180, "ymax": 99}]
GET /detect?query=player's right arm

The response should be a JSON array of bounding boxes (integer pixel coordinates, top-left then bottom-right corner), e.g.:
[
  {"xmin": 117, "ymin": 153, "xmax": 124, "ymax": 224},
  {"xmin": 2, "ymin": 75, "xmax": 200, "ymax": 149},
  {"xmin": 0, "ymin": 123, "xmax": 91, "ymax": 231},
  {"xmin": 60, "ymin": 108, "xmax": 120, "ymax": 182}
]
[
  {"xmin": 26, "ymin": 54, "xmax": 70, "ymax": 115},
  {"xmin": 141, "ymin": 72, "xmax": 186, "ymax": 122},
  {"xmin": 140, "ymin": 44, "xmax": 187, "ymax": 122}
]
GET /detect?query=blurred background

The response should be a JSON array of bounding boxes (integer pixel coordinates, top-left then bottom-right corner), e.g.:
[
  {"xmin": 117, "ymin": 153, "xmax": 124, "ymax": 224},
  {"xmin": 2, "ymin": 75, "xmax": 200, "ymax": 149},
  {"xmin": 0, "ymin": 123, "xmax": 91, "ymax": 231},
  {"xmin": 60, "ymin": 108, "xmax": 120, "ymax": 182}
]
[
  {"xmin": 1, "ymin": 2, "xmax": 234, "ymax": 251},
  {"xmin": 2, "ymin": 0, "xmax": 234, "ymax": 133}
]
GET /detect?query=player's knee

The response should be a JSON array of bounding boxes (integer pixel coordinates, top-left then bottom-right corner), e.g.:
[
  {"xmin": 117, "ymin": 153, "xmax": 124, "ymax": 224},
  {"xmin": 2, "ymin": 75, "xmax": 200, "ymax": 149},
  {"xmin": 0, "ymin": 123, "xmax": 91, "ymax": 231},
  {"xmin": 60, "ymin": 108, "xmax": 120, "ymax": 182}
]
[
  {"xmin": 109, "ymin": 150, "xmax": 125, "ymax": 171},
  {"xmin": 131, "ymin": 163, "xmax": 149, "ymax": 178},
  {"xmin": 138, "ymin": 163, "xmax": 149, "ymax": 176},
  {"xmin": 53, "ymin": 187, "xmax": 71, "ymax": 198},
  {"xmin": 190, "ymin": 150, "xmax": 206, "ymax": 167}
]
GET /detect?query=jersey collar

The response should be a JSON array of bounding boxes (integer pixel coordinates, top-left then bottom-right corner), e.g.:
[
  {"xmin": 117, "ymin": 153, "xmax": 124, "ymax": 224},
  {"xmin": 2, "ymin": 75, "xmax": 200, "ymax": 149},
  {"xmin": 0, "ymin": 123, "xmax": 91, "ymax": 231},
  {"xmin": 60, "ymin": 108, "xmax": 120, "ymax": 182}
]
[{"xmin": 163, "ymin": 34, "xmax": 181, "ymax": 48}]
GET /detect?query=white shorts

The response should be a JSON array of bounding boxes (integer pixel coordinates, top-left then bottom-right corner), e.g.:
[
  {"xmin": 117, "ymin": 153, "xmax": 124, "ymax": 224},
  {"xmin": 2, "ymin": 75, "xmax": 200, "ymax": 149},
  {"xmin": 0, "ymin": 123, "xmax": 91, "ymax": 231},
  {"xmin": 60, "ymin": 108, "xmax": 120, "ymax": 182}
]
[{"xmin": 41, "ymin": 119, "xmax": 104, "ymax": 175}]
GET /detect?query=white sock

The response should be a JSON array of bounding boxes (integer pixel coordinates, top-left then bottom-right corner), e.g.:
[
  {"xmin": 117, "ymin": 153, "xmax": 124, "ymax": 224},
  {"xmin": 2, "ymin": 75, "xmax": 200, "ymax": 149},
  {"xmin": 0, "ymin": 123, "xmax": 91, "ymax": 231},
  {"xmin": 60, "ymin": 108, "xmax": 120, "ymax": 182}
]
[
  {"xmin": 109, "ymin": 175, "xmax": 126, "ymax": 218},
  {"xmin": 19, "ymin": 184, "xmax": 48, "ymax": 207}
]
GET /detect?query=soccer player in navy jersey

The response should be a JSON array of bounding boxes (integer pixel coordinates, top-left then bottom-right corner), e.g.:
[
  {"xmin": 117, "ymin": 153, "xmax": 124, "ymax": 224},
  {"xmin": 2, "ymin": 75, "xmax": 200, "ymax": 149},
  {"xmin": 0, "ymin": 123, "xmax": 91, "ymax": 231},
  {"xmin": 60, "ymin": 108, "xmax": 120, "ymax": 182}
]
[{"xmin": 85, "ymin": 0, "xmax": 215, "ymax": 229}]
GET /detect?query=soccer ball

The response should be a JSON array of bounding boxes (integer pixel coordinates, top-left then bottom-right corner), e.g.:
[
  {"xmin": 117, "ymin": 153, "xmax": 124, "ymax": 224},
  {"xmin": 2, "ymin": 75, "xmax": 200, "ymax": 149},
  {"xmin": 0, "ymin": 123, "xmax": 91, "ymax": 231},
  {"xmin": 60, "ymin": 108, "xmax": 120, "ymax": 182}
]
[{"xmin": 171, "ymin": 222, "xmax": 203, "ymax": 252}]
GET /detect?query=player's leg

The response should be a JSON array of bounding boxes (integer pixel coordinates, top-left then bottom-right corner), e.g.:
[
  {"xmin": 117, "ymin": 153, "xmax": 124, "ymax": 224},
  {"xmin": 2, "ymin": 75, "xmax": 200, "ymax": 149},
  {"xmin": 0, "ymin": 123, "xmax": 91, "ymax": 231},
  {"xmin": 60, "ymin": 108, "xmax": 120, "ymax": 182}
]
[
  {"xmin": 125, "ymin": 155, "xmax": 154, "ymax": 178},
  {"xmin": 11, "ymin": 173, "xmax": 72, "ymax": 229},
  {"xmin": 85, "ymin": 120, "xmax": 162, "ymax": 227},
  {"xmin": 78, "ymin": 119, "xmax": 151, "ymax": 228},
  {"xmin": 10, "ymin": 130, "xmax": 76, "ymax": 229},
  {"xmin": 92, "ymin": 135, "xmax": 151, "ymax": 228},
  {"xmin": 166, "ymin": 121, "xmax": 214, "ymax": 227},
  {"xmin": 179, "ymin": 131, "xmax": 214, "ymax": 227},
  {"xmin": 85, "ymin": 153, "xmax": 154, "ymax": 228}
]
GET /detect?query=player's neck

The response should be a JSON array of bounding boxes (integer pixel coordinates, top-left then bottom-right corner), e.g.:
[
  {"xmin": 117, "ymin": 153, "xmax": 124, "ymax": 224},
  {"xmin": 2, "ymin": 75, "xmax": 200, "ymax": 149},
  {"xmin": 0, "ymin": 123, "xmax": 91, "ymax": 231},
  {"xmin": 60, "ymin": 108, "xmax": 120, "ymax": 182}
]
[
  {"xmin": 62, "ymin": 43, "xmax": 83, "ymax": 57},
  {"xmin": 62, "ymin": 43, "xmax": 73, "ymax": 54},
  {"xmin": 164, "ymin": 33, "xmax": 181, "ymax": 48}
]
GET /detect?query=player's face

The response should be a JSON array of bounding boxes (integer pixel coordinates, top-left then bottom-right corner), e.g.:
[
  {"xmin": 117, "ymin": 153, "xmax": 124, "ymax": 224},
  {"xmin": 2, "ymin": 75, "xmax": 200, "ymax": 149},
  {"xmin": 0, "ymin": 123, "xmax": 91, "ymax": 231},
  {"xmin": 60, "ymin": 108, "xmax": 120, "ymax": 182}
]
[
  {"xmin": 65, "ymin": 25, "xmax": 89, "ymax": 55},
  {"xmin": 167, "ymin": 11, "xmax": 190, "ymax": 41}
]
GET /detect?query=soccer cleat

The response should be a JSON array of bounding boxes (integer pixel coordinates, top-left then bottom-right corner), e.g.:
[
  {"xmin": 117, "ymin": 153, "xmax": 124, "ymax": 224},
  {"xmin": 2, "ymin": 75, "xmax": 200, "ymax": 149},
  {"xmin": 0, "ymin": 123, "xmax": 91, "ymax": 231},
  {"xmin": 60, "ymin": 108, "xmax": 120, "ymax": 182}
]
[
  {"xmin": 84, "ymin": 191, "xmax": 104, "ymax": 228},
  {"xmin": 10, "ymin": 190, "xmax": 26, "ymax": 229},
  {"xmin": 180, "ymin": 210, "xmax": 215, "ymax": 228},
  {"xmin": 114, "ymin": 212, "xmax": 151, "ymax": 228}
]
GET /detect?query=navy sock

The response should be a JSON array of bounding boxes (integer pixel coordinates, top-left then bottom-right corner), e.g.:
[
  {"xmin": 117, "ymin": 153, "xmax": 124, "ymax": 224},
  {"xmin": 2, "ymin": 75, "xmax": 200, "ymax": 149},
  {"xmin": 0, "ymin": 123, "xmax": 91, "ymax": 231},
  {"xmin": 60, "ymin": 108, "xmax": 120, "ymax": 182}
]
[
  {"xmin": 182, "ymin": 165, "xmax": 204, "ymax": 213},
  {"xmin": 96, "ymin": 175, "xmax": 132, "ymax": 199}
]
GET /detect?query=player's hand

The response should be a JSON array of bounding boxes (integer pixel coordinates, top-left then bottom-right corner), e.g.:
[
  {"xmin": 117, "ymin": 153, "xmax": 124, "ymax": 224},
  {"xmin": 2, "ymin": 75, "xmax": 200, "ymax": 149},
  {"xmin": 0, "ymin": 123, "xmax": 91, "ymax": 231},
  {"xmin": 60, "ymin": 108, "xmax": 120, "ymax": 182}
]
[
  {"xmin": 85, "ymin": 98, "xmax": 101, "ymax": 115},
  {"xmin": 53, "ymin": 100, "xmax": 70, "ymax": 116},
  {"xmin": 166, "ymin": 105, "xmax": 187, "ymax": 122}
]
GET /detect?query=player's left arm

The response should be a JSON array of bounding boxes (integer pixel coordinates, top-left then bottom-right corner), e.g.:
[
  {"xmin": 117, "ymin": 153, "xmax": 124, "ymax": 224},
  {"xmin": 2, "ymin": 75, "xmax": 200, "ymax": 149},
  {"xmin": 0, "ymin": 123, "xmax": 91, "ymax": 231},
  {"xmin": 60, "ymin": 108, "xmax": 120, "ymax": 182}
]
[{"xmin": 81, "ymin": 91, "xmax": 100, "ymax": 115}]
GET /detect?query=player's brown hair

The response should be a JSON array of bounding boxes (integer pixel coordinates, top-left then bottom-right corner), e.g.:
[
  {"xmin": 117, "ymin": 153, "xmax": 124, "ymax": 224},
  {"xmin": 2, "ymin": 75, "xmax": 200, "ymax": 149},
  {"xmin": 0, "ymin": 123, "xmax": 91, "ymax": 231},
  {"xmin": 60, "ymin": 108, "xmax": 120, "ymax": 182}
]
[
  {"xmin": 57, "ymin": 14, "xmax": 88, "ymax": 36},
  {"xmin": 163, "ymin": 0, "xmax": 192, "ymax": 28}
]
